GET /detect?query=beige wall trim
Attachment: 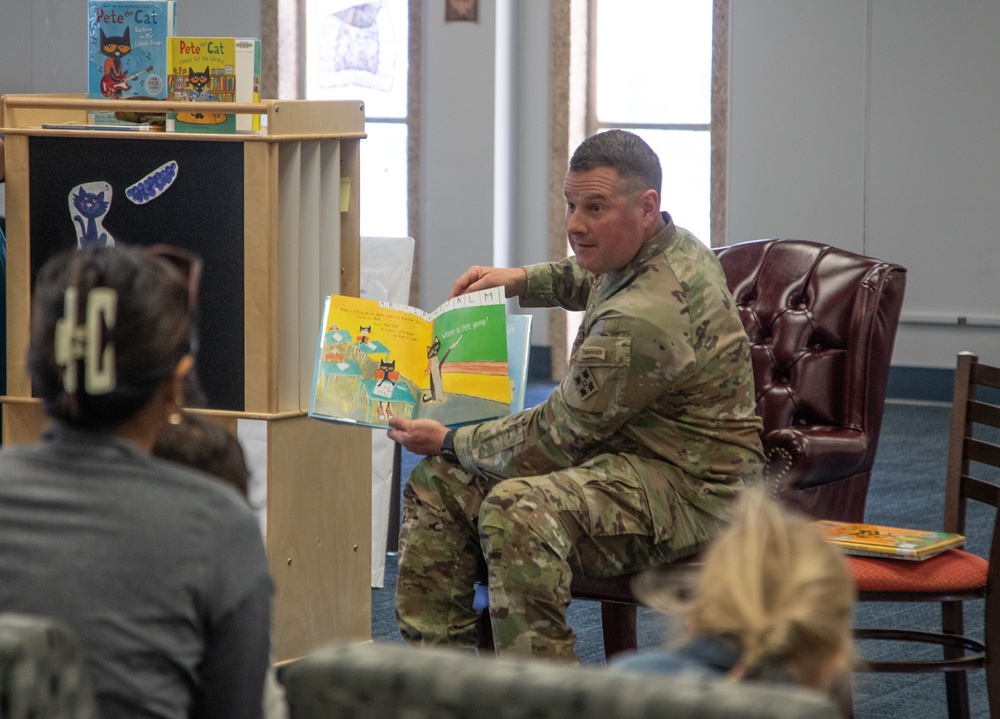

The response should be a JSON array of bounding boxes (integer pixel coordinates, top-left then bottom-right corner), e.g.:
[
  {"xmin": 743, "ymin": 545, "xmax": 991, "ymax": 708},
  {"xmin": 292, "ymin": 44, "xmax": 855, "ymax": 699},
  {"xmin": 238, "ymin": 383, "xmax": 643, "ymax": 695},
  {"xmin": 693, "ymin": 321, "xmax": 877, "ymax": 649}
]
[
  {"xmin": 263, "ymin": 0, "xmax": 302, "ymax": 100},
  {"xmin": 261, "ymin": 0, "xmax": 278, "ymax": 100},
  {"xmin": 547, "ymin": 0, "xmax": 589, "ymax": 381},
  {"xmin": 407, "ymin": 0, "xmax": 422, "ymax": 306},
  {"xmin": 710, "ymin": 0, "xmax": 729, "ymax": 247}
]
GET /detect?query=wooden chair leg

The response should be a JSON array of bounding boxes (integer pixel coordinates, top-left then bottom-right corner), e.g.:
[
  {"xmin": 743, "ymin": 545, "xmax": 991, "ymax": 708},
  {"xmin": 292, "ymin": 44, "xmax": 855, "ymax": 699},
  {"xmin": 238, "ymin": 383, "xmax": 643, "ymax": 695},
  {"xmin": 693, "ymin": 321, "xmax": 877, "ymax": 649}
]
[
  {"xmin": 599, "ymin": 602, "xmax": 638, "ymax": 660},
  {"xmin": 944, "ymin": 673, "xmax": 971, "ymax": 719},
  {"xmin": 942, "ymin": 601, "xmax": 971, "ymax": 719},
  {"xmin": 986, "ymin": 600, "xmax": 1000, "ymax": 719},
  {"xmin": 385, "ymin": 443, "xmax": 402, "ymax": 553}
]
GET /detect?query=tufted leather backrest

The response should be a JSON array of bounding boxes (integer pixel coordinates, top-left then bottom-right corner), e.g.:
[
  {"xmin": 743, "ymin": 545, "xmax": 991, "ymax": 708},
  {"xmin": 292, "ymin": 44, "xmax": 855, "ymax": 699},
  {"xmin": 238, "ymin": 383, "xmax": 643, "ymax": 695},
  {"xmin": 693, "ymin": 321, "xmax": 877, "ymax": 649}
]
[{"xmin": 713, "ymin": 240, "xmax": 907, "ymax": 521}]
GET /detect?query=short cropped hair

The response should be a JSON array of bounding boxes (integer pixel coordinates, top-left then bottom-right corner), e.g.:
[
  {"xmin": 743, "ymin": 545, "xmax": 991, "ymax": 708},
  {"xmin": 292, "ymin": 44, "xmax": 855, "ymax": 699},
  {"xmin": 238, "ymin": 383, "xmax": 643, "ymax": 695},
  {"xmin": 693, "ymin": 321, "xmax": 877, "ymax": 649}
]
[{"xmin": 568, "ymin": 129, "xmax": 662, "ymax": 198}]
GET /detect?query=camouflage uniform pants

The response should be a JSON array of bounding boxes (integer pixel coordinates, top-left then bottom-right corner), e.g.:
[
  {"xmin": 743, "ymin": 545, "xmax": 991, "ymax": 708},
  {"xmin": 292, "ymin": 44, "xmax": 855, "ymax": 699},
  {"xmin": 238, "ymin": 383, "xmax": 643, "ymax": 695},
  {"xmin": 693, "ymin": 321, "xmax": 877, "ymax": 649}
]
[{"xmin": 395, "ymin": 453, "xmax": 725, "ymax": 662}]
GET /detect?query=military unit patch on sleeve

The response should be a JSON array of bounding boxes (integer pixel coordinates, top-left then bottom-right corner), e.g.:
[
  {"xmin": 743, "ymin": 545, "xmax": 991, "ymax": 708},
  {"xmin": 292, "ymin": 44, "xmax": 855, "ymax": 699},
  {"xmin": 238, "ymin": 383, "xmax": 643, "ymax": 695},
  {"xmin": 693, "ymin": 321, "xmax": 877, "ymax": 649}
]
[{"xmin": 572, "ymin": 367, "xmax": 599, "ymax": 401}]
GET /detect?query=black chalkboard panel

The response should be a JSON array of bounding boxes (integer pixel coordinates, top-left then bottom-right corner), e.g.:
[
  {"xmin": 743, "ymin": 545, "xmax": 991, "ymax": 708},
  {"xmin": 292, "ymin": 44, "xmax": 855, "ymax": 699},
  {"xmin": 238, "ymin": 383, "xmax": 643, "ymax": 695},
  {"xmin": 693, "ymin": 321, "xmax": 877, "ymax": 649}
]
[{"xmin": 28, "ymin": 135, "xmax": 245, "ymax": 411}]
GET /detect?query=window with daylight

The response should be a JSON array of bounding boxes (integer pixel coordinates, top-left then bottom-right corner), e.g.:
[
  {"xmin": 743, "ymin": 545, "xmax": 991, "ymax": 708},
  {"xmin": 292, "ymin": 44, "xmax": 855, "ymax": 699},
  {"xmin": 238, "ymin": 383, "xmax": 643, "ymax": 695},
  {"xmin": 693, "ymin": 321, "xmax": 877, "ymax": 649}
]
[
  {"xmin": 304, "ymin": 0, "xmax": 409, "ymax": 238},
  {"xmin": 590, "ymin": 0, "xmax": 714, "ymax": 245}
]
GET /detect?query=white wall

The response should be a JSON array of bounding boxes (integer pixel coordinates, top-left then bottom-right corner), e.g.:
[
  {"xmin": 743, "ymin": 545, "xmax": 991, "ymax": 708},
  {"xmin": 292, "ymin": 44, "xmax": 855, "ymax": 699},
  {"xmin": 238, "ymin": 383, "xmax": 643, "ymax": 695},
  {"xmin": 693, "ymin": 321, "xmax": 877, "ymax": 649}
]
[
  {"xmin": 727, "ymin": 0, "xmax": 1000, "ymax": 368},
  {"xmin": 727, "ymin": 1, "xmax": 868, "ymax": 254},
  {"xmin": 511, "ymin": 1, "xmax": 552, "ymax": 344},
  {"xmin": 417, "ymin": 0, "xmax": 551, "ymax": 341},
  {"xmin": 418, "ymin": 1, "xmax": 498, "ymax": 310}
]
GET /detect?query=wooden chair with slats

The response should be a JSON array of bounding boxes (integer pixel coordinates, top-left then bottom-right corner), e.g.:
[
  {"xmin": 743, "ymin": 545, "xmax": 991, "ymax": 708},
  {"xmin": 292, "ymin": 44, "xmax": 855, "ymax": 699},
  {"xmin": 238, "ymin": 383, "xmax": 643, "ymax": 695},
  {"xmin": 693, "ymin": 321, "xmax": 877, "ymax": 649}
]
[{"xmin": 849, "ymin": 351, "xmax": 1000, "ymax": 719}]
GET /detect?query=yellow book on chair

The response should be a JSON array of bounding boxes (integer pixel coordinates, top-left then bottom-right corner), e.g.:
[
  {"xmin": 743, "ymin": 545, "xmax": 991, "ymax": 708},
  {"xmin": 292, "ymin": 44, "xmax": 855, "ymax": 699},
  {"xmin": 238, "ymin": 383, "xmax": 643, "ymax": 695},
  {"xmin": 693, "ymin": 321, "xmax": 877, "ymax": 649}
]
[{"xmin": 813, "ymin": 520, "xmax": 965, "ymax": 561}]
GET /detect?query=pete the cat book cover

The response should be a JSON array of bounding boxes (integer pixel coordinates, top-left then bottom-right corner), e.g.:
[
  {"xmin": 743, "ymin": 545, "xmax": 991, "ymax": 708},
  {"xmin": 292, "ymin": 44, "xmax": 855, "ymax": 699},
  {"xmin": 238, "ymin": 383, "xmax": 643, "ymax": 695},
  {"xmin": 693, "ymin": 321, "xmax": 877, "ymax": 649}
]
[
  {"xmin": 309, "ymin": 288, "xmax": 517, "ymax": 429},
  {"xmin": 87, "ymin": 0, "xmax": 176, "ymax": 124},
  {"xmin": 166, "ymin": 37, "xmax": 238, "ymax": 133}
]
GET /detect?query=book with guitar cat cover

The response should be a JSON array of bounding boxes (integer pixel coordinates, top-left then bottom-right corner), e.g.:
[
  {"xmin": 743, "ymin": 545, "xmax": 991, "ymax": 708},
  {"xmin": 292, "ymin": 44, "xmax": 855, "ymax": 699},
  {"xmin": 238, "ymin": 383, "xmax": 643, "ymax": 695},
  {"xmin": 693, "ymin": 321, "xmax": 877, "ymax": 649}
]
[
  {"xmin": 309, "ymin": 289, "xmax": 518, "ymax": 429},
  {"xmin": 813, "ymin": 520, "xmax": 965, "ymax": 561},
  {"xmin": 166, "ymin": 37, "xmax": 238, "ymax": 133},
  {"xmin": 87, "ymin": 0, "xmax": 176, "ymax": 125}
]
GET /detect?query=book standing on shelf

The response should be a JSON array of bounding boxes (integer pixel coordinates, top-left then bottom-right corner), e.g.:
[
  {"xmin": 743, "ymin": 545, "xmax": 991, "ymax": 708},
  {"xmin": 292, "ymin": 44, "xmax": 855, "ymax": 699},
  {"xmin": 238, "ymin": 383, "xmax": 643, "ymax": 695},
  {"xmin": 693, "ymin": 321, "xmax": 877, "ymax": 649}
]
[
  {"xmin": 309, "ymin": 289, "xmax": 525, "ymax": 429},
  {"xmin": 87, "ymin": 0, "xmax": 176, "ymax": 125},
  {"xmin": 235, "ymin": 37, "xmax": 262, "ymax": 133},
  {"xmin": 814, "ymin": 519, "xmax": 966, "ymax": 561},
  {"xmin": 166, "ymin": 37, "xmax": 238, "ymax": 133}
]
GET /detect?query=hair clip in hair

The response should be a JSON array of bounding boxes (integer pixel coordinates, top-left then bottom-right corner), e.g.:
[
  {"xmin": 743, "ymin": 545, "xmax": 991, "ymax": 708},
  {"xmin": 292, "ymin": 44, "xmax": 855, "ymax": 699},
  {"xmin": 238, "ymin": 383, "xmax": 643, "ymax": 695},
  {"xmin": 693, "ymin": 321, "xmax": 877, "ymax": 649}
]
[{"xmin": 54, "ymin": 286, "xmax": 118, "ymax": 395}]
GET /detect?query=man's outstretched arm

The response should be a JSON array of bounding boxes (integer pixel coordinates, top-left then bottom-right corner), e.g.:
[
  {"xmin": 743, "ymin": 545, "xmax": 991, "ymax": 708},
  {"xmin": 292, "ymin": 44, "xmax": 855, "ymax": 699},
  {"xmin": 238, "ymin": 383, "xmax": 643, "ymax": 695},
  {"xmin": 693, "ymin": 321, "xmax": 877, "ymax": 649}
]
[{"xmin": 450, "ymin": 265, "xmax": 527, "ymax": 299}]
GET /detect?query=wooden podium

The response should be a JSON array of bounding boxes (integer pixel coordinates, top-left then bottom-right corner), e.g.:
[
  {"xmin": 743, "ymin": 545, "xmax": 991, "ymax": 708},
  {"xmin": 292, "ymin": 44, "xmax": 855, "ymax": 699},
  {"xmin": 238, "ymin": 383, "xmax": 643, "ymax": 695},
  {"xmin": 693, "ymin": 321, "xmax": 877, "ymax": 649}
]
[{"xmin": 0, "ymin": 94, "xmax": 373, "ymax": 661}]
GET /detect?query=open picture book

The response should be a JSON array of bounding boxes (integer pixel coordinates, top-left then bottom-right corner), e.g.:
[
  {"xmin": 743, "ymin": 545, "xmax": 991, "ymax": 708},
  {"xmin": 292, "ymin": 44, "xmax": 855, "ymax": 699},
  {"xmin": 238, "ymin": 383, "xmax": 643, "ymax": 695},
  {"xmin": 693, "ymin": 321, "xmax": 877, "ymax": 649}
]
[
  {"xmin": 309, "ymin": 288, "xmax": 530, "ymax": 429},
  {"xmin": 813, "ymin": 519, "xmax": 965, "ymax": 561}
]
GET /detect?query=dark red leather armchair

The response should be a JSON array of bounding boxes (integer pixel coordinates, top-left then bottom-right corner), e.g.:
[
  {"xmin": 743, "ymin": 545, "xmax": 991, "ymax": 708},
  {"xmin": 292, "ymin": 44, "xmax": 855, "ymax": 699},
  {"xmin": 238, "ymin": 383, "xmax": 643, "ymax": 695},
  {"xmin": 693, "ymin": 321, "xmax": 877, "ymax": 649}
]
[
  {"xmin": 714, "ymin": 239, "xmax": 907, "ymax": 521},
  {"xmin": 570, "ymin": 238, "xmax": 907, "ymax": 657}
]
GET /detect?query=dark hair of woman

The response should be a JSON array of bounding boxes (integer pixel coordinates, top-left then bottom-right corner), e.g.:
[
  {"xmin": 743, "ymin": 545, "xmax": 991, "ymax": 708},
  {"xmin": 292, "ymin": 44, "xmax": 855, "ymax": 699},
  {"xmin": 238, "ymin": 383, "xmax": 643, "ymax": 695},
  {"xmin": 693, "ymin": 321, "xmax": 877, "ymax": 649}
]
[{"xmin": 28, "ymin": 245, "xmax": 195, "ymax": 430}]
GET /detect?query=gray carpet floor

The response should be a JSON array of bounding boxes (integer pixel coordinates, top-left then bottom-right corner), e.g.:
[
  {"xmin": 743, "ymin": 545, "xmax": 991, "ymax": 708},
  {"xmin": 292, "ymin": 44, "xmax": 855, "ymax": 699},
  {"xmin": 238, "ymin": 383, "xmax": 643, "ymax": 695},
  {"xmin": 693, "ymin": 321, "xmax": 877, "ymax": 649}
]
[{"xmin": 372, "ymin": 388, "xmax": 989, "ymax": 718}]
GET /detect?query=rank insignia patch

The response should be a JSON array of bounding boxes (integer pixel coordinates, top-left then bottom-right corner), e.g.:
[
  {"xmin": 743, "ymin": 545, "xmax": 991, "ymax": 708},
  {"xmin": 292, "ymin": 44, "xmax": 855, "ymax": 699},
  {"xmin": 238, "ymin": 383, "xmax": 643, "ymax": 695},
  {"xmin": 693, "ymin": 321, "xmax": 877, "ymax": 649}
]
[{"xmin": 573, "ymin": 367, "xmax": 599, "ymax": 401}]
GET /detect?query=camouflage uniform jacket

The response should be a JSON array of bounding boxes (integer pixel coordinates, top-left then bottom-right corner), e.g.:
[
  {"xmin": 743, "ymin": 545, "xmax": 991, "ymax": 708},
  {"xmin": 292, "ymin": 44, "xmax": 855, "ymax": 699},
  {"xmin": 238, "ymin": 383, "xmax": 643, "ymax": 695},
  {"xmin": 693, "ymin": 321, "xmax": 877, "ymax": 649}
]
[{"xmin": 452, "ymin": 213, "xmax": 764, "ymax": 533}]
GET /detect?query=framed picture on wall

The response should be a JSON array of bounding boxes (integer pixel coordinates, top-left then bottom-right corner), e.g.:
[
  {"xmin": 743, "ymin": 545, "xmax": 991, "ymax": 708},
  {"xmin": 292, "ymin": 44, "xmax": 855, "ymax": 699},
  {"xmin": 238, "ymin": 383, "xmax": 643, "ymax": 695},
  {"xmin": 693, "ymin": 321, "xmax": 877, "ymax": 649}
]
[{"xmin": 445, "ymin": 0, "xmax": 478, "ymax": 23}]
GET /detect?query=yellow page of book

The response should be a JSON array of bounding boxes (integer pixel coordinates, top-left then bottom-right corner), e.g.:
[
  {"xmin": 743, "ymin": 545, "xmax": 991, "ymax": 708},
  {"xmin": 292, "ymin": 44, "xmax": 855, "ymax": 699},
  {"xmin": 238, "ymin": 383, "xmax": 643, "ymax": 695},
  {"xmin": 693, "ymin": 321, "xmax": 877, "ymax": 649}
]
[{"xmin": 309, "ymin": 291, "xmax": 510, "ymax": 429}]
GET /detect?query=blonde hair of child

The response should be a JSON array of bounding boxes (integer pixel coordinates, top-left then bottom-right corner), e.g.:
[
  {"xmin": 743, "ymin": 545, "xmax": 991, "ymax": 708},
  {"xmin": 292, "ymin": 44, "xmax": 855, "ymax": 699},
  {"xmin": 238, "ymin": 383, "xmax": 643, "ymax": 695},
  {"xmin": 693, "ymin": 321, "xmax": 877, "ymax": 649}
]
[{"xmin": 684, "ymin": 489, "xmax": 855, "ymax": 686}]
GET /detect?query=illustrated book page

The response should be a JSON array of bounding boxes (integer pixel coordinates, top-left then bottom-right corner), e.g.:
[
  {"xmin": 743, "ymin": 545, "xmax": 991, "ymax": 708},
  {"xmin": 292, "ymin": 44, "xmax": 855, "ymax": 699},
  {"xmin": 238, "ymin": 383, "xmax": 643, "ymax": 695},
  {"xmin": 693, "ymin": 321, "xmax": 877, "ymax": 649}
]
[{"xmin": 309, "ymin": 288, "xmax": 515, "ymax": 428}]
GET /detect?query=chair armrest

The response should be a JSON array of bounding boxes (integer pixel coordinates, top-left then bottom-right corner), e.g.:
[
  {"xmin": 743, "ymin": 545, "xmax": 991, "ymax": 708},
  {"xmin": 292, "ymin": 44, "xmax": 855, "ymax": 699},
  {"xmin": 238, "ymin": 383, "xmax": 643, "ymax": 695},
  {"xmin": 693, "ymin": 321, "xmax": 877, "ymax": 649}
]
[{"xmin": 764, "ymin": 426, "xmax": 869, "ymax": 492}]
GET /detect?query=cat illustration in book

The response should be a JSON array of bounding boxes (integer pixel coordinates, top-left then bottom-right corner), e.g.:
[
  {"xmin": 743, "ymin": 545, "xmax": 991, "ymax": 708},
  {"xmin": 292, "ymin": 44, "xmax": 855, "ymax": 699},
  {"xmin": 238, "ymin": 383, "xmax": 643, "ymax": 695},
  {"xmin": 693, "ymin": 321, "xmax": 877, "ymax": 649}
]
[
  {"xmin": 323, "ymin": 348, "xmax": 345, "ymax": 364},
  {"xmin": 187, "ymin": 66, "xmax": 213, "ymax": 101},
  {"xmin": 422, "ymin": 334, "xmax": 462, "ymax": 404},
  {"xmin": 68, "ymin": 182, "xmax": 115, "ymax": 249},
  {"xmin": 99, "ymin": 27, "xmax": 133, "ymax": 99},
  {"xmin": 353, "ymin": 325, "xmax": 373, "ymax": 360},
  {"xmin": 374, "ymin": 359, "xmax": 399, "ymax": 421},
  {"xmin": 375, "ymin": 359, "xmax": 399, "ymax": 388},
  {"xmin": 177, "ymin": 66, "xmax": 228, "ymax": 125},
  {"xmin": 320, "ymin": 349, "xmax": 346, "ymax": 393}
]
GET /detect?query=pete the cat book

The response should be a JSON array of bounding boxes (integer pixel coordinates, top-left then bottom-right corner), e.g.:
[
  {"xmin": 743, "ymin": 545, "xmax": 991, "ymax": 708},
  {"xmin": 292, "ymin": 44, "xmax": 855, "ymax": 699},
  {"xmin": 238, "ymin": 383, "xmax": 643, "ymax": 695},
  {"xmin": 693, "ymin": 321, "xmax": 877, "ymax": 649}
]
[
  {"xmin": 814, "ymin": 520, "xmax": 966, "ymax": 561},
  {"xmin": 309, "ymin": 288, "xmax": 518, "ymax": 429},
  {"xmin": 87, "ymin": 0, "xmax": 176, "ymax": 124},
  {"xmin": 166, "ymin": 37, "xmax": 238, "ymax": 133}
]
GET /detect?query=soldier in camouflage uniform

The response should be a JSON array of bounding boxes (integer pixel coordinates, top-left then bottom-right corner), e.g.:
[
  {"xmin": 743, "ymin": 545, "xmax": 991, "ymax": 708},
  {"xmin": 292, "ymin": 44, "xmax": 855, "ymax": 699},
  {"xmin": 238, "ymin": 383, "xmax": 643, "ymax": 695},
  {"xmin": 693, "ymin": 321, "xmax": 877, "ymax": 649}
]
[{"xmin": 387, "ymin": 129, "xmax": 764, "ymax": 662}]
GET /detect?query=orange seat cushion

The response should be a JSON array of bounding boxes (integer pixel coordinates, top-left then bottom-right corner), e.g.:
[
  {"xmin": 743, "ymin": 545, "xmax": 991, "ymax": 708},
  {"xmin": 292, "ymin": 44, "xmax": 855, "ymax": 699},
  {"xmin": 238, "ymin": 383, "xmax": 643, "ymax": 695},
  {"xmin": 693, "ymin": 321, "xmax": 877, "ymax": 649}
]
[{"xmin": 848, "ymin": 549, "xmax": 989, "ymax": 593}]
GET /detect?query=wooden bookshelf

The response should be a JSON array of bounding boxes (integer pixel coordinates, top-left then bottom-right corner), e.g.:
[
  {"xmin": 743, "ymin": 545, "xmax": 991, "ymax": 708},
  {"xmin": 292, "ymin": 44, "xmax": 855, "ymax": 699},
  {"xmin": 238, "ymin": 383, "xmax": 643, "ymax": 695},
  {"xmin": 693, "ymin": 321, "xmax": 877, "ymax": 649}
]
[{"xmin": 0, "ymin": 94, "xmax": 372, "ymax": 661}]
